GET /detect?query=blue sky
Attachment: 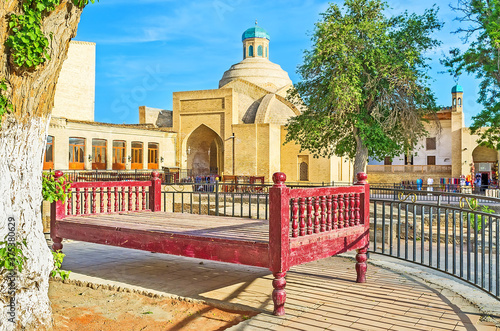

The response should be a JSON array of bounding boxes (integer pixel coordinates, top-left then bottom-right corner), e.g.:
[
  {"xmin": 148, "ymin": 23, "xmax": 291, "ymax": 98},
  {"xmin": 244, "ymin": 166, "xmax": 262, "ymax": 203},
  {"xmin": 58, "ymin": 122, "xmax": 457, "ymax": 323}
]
[{"xmin": 74, "ymin": 0, "xmax": 482, "ymax": 126}]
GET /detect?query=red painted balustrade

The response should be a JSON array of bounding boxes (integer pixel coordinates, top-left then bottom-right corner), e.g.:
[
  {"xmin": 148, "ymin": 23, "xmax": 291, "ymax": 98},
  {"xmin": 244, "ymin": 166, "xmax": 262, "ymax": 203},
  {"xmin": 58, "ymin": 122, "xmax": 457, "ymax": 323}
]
[
  {"xmin": 51, "ymin": 170, "xmax": 162, "ymax": 221},
  {"xmin": 269, "ymin": 172, "xmax": 369, "ymax": 315}
]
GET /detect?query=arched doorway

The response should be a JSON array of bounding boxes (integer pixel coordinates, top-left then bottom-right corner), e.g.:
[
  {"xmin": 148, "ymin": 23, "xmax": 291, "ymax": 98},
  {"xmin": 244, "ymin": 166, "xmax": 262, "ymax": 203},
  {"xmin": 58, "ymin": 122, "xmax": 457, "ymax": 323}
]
[
  {"xmin": 184, "ymin": 125, "xmax": 223, "ymax": 177},
  {"xmin": 472, "ymin": 145, "xmax": 499, "ymax": 190}
]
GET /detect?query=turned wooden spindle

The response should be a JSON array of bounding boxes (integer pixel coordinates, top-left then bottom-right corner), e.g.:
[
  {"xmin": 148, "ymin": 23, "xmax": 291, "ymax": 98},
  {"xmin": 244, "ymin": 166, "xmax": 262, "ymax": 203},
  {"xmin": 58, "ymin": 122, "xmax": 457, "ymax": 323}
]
[
  {"xmin": 338, "ymin": 194, "xmax": 344, "ymax": 229},
  {"xmin": 291, "ymin": 198, "xmax": 299, "ymax": 238},
  {"xmin": 355, "ymin": 193, "xmax": 361, "ymax": 225},
  {"xmin": 84, "ymin": 188, "xmax": 89, "ymax": 214},
  {"xmin": 272, "ymin": 272, "xmax": 287, "ymax": 316},
  {"xmin": 128, "ymin": 187, "xmax": 133, "ymax": 211},
  {"xmin": 114, "ymin": 187, "xmax": 119, "ymax": 212},
  {"xmin": 135, "ymin": 186, "xmax": 139, "ymax": 211},
  {"xmin": 107, "ymin": 188, "xmax": 112, "ymax": 213},
  {"xmin": 327, "ymin": 195, "xmax": 333, "ymax": 231},
  {"xmin": 299, "ymin": 197, "xmax": 306, "ymax": 237},
  {"xmin": 320, "ymin": 196, "xmax": 326, "ymax": 232},
  {"xmin": 344, "ymin": 194, "xmax": 350, "ymax": 228},
  {"xmin": 350, "ymin": 194, "xmax": 355, "ymax": 227},
  {"xmin": 91, "ymin": 188, "xmax": 97, "ymax": 214},
  {"xmin": 122, "ymin": 187, "xmax": 126, "ymax": 211},
  {"xmin": 76, "ymin": 187, "xmax": 81, "ymax": 215},
  {"xmin": 66, "ymin": 195, "xmax": 71, "ymax": 216},
  {"xmin": 100, "ymin": 188, "xmax": 104, "ymax": 214},
  {"xmin": 314, "ymin": 197, "xmax": 320, "ymax": 234},
  {"xmin": 306, "ymin": 197, "xmax": 313, "ymax": 235},
  {"xmin": 142, "ymin": 186, "xmax": 147, "ymax": 210}
]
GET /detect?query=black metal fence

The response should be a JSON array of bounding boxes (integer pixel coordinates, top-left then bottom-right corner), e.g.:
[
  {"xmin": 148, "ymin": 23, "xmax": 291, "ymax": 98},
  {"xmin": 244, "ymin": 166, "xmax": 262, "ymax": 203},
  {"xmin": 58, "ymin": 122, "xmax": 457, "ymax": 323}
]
[
  {"xmin": 161, "ymin": 182, "xmax": 270, "ymax": 220},
  {"xmin": 370, "ymin": 189, "xmax": 500, "ymax": 300}
]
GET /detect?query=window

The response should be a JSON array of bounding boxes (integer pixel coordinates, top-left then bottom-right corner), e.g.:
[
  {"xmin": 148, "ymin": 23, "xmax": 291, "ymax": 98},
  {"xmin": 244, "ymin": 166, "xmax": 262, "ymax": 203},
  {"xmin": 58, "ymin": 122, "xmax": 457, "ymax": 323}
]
[
  {"xmin": 112, "ymin": 140, "xmax": 126, "ymax": 170},
  {"xmin": 265, "ymin": 47, "xmax": 268, "ymax": 58},
  {"xmin": 298, "ymin": 155, "xmax": 309, "ymax": 181},
  {"xmin": 92, "ymin": 139, "xmax": 107, "ymax": 170},
  {"xmin": 427, "ymin": 156, "xmax": 436, "ymax": 165},
  {"xmin": 404, "ymin": 154, "xmax": 414, "ymax": 165},
  {"xmin": 248, "ymin": 45, "xmax": 254, "ymax": 57},
  {"xmin": 458, "ymin": 98, "xmax": 462, "ymax": 106},
  {"xmin": 148, "ymin": 142, "xmax": 159, "ymax": 170},
  {"xmin": 426, "ymin": 137, "xmax": 436, "ymax": 150},
  {"xmin": 131, "ymin": 141, "xmax": 143, "ymax": 169},
  {"xmin": 453, "ymin": 98, "xmax": 457, "ymax": 106},
  {"xmin": 69, "ymin": 137, "xmax": 85, "ymax": 170},
  {"xmin": 43, "ymin": 136, "xmax": 54, "ymax": 170},
  {"xmin": 257, "ymin": 45, "xmax": 263, "ymax": 57},
  {"xmin": 299, "ymin": 162, "xmax": 309, "ymax": 181},
  {"xmin": 384, "ymin": 157, "xmax": 392, "ymax": 166}
]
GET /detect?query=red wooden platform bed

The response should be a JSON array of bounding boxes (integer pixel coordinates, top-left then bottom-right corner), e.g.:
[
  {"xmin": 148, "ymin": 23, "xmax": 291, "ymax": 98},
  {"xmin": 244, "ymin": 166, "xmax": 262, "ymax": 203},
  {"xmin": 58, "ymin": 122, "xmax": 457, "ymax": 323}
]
[{"xmin": 51, "ymin": 171, "xmax": 370, "ymax": 315}]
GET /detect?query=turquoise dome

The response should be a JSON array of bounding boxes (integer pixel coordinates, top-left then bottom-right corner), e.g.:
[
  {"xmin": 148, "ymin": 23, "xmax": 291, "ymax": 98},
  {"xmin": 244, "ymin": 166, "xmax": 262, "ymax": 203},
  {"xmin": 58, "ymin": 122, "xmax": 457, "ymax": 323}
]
[
  {"xmin": 242, "ymin": 25, "xmax": 270, "ymax": 41},
  {"xmin": 452, "ymin": 84, "xmax": 463, "ymax": 93}
]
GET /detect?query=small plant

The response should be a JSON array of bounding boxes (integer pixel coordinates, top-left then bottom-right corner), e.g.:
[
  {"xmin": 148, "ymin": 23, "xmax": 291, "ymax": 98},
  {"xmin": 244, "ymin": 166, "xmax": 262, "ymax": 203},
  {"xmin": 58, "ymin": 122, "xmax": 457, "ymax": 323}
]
[
  {"xmin": 42, "ymin": 171, "xmax": 72, "ymax": 203},
  {"xmin": 0, "ymin": 236, "xmax": 27, "ymax": 273},
  {"xmin": 50, "ymin": 250, "xmax": 70, "ymax": 280},
  {"xmin": 473, "ymin": 205, "xmax": 495, "ymax": 232},
  {"xmin": 0, "ymin": 79, "xmax": 13, "ymax": 124},
  {"xmin": 463, "ymin": 199, "xmax": 495, "ymax": 232}
]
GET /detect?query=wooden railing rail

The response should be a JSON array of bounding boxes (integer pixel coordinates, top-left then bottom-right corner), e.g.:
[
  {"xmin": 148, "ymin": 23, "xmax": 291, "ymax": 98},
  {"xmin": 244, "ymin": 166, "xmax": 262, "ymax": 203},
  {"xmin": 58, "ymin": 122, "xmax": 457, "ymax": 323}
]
[{"xmin": 51, "ymin": 171, "xmax": 162, "ymax": 222}]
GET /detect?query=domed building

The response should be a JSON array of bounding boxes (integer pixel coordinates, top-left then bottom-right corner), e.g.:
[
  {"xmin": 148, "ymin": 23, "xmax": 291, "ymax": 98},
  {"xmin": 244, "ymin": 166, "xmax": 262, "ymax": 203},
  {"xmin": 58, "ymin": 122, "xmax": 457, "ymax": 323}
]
[{"xmin": 168, "ymin": 24, "xmax": 352, "ymax": 181}]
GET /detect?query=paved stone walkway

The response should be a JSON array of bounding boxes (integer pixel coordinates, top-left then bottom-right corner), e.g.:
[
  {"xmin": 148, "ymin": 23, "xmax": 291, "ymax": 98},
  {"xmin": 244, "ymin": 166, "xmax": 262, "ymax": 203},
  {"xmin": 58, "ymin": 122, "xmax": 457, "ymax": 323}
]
[{"xmin": 60, "ymin": 241, "xmax": 499, "ymax": 330}]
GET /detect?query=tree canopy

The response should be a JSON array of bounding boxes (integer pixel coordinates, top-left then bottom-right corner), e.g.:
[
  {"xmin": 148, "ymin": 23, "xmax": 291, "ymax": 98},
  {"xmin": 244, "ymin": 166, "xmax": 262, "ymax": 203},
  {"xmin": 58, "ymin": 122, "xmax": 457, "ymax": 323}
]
[
  {"xmin": 442, "ymin": 0, "xmax": 500, "ymax": 150},
  {"xmin": 285, "ymin": 0, "xmax": 443, "ymax": 175}
]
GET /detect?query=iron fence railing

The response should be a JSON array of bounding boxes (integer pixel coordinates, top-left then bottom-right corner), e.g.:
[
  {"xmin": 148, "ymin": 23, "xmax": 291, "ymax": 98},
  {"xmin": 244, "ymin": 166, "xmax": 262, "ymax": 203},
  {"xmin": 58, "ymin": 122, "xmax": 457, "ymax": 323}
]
[
  {"xmin": 370, "ymin": 189, "xmax": 500, "ymax": 300},
  {"xmin": 161, "ymin": 182, "xmax": 270, "ymax": 220}
]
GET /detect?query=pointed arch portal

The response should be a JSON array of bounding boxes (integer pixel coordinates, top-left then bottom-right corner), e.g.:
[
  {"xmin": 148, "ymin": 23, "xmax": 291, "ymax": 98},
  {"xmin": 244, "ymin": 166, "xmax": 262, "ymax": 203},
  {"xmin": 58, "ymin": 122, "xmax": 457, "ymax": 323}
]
[{"xmin": 184, "ymin": 125, "xmax": 223, "ymax": 176}]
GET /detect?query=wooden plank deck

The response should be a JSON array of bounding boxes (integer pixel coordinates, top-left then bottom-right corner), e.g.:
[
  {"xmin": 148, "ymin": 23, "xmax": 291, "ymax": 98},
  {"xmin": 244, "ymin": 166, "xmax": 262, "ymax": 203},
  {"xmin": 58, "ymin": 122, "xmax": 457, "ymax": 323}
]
[
  {"xmin": 55, "ymin": 212, "xmax": 271, "ymax": 268},
  {"xmin": 60, "ymin": 212, "xmax": 270, "ymax": 243}
]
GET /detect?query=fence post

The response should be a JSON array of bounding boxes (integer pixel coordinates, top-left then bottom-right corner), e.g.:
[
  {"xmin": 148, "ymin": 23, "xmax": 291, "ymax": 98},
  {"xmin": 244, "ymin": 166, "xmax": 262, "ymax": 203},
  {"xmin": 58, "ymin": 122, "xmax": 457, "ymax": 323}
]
[
  {"xmin": 215, "ymin": 178, "xmax": 219, "ymax": 216},
  {"xmin": 149, "ymin": 171, "xmax": 161, "ymax": 212},
  {"xmin": 269, "ymin": 172, "xmax": 290, "ymax": 316}
]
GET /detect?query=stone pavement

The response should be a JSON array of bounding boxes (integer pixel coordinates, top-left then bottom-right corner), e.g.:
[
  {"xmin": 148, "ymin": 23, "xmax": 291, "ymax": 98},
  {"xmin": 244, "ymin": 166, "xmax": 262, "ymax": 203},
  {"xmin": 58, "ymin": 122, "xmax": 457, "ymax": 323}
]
[{"xmin": 60, "ymin": 241, "xmax": 499, "ymax": 330}]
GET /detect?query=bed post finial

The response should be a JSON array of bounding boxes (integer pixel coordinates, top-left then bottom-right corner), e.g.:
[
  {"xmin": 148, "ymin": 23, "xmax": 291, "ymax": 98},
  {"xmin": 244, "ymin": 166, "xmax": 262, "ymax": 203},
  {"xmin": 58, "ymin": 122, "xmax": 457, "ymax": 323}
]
[
  {"xmin": 356, "ymin": 172, "xmax": 367, "ymax": 185},
  {"xmin": 150, "ymin": 171, "xmax": 161, "ymax": 212},
  {"xmin": 272, "ymin": 172, "xmax": 286, "ymax": 187}
]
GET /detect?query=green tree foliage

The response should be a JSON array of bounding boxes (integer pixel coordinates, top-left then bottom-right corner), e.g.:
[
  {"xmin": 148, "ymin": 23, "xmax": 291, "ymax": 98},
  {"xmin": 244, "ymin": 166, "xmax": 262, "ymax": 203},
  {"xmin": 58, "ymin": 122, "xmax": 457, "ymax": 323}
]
[
  {"xmin": 285, "ymin": 0, "xmax": 443, "ymax": 174},
  {"xmin": 442, "ymin": 0, "xmax": 500, "ymax": 150}
]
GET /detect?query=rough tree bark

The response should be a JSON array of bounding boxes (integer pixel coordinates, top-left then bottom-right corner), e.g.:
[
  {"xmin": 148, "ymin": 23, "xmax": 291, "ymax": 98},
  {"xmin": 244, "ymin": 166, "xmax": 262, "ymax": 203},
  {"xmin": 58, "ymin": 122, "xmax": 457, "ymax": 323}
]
[
  {"xmin": 353, "ymin": 129, "xmax": 368, "ymax": 182},
  {"xmin": 0, "ymin": 1, "xmax": 83, "ymax": 330}
]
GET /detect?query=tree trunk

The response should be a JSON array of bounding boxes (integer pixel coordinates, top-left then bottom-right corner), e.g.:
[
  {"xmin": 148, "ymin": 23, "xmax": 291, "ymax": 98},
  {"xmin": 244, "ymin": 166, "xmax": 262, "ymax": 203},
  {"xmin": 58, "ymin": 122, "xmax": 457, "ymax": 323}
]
[
  {"xmin": 0, "ymin": 116, "xmax": 53, "ymax": 331},
  {"xmin": 353, "ymin": 132, "xmax": 368, "ymax": 182},
  {"xmin": 0, "ymin": 1, "xmax": 84, "ymax": 330}
]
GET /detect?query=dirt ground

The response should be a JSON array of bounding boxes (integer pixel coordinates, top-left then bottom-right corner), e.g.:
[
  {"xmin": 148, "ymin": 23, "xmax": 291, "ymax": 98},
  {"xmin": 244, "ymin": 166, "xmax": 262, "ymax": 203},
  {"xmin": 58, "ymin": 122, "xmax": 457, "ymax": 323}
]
[{"xmin": 43, "ymin": 280, "xmax": 257, "ymax": 331}]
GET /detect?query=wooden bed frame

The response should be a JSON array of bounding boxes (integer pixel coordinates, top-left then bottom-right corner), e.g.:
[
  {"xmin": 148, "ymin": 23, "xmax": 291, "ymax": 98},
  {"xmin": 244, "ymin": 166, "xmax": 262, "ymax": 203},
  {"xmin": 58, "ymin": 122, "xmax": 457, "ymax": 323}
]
[{"xmin": 50, "ymin": 171, "xmax": 370, "ymax": 316}]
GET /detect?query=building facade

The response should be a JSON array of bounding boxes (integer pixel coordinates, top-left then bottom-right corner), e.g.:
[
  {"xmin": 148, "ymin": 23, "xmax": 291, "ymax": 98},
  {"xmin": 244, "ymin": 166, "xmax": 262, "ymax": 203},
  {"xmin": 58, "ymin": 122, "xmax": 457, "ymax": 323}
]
[
  {"xmin": 45, "ymin": 41, "xmax": 177, "ymax": 172},
  {"xmin": 367, "ymin": 85, "xmax": 500, "ymax": 186},
  {"xmin": 46, "ymin": 27, "xmax": 353, "ymax": 183}
]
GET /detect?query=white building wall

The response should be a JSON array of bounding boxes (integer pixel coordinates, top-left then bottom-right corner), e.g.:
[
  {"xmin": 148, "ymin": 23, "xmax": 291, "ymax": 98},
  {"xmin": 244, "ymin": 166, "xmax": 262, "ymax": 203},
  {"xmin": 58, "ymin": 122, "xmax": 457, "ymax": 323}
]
[{"xmin": 52, "ymin": 41, "xmax": 96, "ymax": 122}]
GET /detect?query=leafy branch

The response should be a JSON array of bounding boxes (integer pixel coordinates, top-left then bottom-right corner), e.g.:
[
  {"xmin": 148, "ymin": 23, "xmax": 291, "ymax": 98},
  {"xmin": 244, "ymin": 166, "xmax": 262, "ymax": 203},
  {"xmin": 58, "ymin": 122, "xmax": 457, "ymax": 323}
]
[
  {"xmin": 0, "ymin": 237, "xmax": 28, "ymax": 273},
  {"xmin": 5, "ymin": 0, "xmax": 97, "ymax": 69},
  {"xmin": 50, "ymin": 250, "xmax": 70, "ymax": 280},
  {"xmin": 0, "ymin": 79, "xmax": 13, "ymax": 124},
  {"xmin": 42, "ymin": 171, "xmax": 72, "ymax": 203}
]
